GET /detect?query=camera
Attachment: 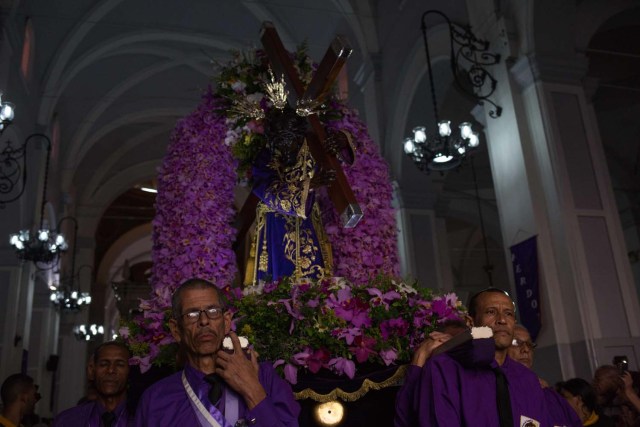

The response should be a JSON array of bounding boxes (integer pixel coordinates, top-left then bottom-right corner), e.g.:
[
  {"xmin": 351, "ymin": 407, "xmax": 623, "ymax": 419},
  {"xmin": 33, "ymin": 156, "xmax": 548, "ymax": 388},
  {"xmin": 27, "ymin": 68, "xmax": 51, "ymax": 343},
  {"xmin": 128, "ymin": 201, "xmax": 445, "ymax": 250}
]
[{"xmin": 613, "ymin": 355, "xmax": 629, "ymax": 374}]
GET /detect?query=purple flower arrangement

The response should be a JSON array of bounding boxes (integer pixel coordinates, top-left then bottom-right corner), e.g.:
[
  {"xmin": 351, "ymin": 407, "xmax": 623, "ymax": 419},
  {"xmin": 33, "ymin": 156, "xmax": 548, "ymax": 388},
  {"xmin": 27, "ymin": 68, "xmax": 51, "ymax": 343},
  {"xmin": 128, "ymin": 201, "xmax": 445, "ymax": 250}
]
[{"xmin": 232, "ymin": 276, "xmax": 466, "ymax": 384}]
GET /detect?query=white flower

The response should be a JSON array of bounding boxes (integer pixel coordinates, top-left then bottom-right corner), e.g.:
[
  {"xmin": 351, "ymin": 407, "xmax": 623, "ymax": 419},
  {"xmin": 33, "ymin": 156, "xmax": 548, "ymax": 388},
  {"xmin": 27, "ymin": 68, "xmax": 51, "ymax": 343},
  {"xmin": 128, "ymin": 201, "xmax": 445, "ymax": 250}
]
[
  {"xmin": 328, "ymin": 276, "xmax": 349, "ymax": 290},
  {"xmin": 231, "ymin": 81, "xmax": 247, "ymax": 92},
  {"xmin": 396, "ymin": 281, "xmax": 418, "ymax": 295},
  {"xmin": 243, "ymin": 282, "xmax": 264, "ymax": 296},
  {"xmin": 224, "ymin": 128, "xmax": 239, "ymax": 146}
]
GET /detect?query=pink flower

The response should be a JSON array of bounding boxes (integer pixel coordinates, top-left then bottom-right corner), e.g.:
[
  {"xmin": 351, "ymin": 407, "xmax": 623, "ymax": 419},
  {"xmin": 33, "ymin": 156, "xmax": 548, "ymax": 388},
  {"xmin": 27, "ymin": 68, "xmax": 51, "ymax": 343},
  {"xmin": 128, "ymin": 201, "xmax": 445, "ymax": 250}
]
[
  {"xmin": 380, "ymin": 348, "xmax": 398, "ymax": 366},
  {"xmin": 329, "ymin": 357, "xmax": 356, "ymax": 379},
  {"xmin": 284, "ymin": 364, "xmax": 298, "ymax": 384},
  {"xmin": 118, "ymin": 326, "xmax": 130, "ymax": 339},
  {"xmin": 367, "ymin": 288, "xmax": 401, "ymax": 309},
  {"xmin": 349, "ymin": 336, "xmax": 377, "ymax": 363},
  {"xmin": 130, "ymin": 355, "xmax": 152, "ymax": 373},
  {"xmin": 380, "ymin": 318, "xmax": 409, "ymax": 340}
]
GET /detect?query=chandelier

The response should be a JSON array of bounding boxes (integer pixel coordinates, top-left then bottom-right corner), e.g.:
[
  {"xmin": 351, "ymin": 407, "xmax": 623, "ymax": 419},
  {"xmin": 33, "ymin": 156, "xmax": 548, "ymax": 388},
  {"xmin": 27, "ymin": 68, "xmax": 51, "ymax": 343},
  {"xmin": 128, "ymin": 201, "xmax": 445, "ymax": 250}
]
[
  {"xmin": 48, "ymin": 217, "xmax": 92, "ymax": 311},
  {"xmin": 50, "ymin": 288, "xmax": 92, "ymax": 311},
  {"xmin": 72, "ymin": 324, "xmax": 104, "ymax": 341},
  {"xmin": 403, "ymin": 10, "xmax": 501, "ymax": 172},
  {"xmin": 10, "ymin": 228, "xmax": 68, "ymax": 264},
  {"xmin": 6, "ymin": 133, "xmax": 63, "ymax": 264}
]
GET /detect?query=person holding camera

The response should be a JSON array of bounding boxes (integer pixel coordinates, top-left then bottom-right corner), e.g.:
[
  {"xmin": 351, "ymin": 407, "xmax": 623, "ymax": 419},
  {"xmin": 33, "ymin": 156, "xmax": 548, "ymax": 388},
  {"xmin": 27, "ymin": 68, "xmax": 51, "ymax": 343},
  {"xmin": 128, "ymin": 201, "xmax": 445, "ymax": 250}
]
[{"xmin": 593, "ymin": 364, "xmax": 640, "ymax": 426}]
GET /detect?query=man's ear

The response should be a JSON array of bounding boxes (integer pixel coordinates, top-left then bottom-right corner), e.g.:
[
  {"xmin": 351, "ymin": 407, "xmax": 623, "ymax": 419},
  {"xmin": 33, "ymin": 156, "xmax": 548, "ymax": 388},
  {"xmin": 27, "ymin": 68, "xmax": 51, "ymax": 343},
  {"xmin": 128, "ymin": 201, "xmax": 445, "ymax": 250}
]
[
  {"xmin": 223, "ymin": 311, "xmax": 233, "ymax": 335},
  {"xmin": 464, "ymin": 314, "xmax": 474, "ymax": 328},
  {"xmin": 169, "ymin": 318, "xmax": 182, "ymax": 343},
  {"xmin": 86, "ymin": 359, "xmax": 95, "ymax": 381}
]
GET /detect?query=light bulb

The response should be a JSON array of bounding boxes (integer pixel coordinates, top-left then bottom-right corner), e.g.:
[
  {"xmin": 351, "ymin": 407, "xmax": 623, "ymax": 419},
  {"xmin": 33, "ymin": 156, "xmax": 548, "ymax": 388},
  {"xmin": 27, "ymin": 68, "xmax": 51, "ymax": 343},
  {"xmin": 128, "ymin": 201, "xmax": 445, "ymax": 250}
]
[
  {"xmin": 38, "ymin": 229, "xmax": 49, "ymax": 242},
  {"xmin": 0, "ymin": 102, "xmax": 15, "ymax": 122},
  {"xmin": 459, "ymin": 122, "xmax": 472, "ymax": 139},
  {"xmin": 438, "ymin": 121, "xmax": 451, "ymax": 137},
  {"xmin": 468, "ymin": 132, "xmax": 480, "ymax": 148},
  {"xmin": 412, "ymin": 126, "xmax": 427, "ymax": 143},
  {"xmin": 403, "ymin": 138, "xmax": 416, "ymax": 154}
]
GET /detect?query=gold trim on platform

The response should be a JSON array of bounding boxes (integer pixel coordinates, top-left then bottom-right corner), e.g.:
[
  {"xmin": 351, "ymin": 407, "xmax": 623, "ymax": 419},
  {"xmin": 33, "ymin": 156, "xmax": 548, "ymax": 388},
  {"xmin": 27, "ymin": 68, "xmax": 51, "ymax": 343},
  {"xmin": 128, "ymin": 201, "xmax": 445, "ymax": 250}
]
[{"xmin": 293, "ymin": 365, "xmax": 408, "ymax": 403}]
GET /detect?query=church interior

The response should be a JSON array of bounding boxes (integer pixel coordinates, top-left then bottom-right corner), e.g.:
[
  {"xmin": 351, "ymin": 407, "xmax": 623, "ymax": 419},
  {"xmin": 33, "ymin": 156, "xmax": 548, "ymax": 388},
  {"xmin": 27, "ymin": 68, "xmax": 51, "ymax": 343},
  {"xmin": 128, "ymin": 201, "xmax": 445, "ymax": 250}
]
[{"xmin": 1, "ymin": 0, "xmax": 639, "ymax": 422}]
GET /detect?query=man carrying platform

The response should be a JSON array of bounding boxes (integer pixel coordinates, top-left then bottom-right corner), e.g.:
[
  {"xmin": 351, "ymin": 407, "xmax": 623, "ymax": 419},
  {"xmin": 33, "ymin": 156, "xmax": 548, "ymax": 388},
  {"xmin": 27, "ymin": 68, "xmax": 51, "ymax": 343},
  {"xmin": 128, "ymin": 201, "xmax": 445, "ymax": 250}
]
[
  {"xmin": 134, "ymin": 278, "xmax": 299, "ymax": 427},
  {"xmin": 395, "ymin": 288, "xmax": 581, "ymax": 427}
]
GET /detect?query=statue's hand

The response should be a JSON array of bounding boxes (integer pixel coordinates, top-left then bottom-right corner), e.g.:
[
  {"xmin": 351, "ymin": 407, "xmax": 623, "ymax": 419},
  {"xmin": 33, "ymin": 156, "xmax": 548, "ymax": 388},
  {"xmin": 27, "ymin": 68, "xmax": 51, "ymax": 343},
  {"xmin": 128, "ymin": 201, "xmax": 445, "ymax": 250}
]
[
  {"xmin": 310, "ymin": 167, "xmax": 337, "ymax": 189},
  {"xmin": 324, "ymin": 129, "xmax": 354, "ymax": 165}
]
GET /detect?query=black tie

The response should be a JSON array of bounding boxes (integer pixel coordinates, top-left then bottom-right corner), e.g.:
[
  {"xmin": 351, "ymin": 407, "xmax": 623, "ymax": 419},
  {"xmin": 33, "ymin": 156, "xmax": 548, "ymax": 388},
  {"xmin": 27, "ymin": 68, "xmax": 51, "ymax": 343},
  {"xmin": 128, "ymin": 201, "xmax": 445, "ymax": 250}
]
[
  {"xmin": 493, "ymin": 367, "xmax": 513, "ymax": 427},
  {"xmin": 101, "ymin": 411, "xmax": 116, "ymax": 427},
  {"xmin": 204, "ymin": 373, "xmax": 223, "ymax": 405}
]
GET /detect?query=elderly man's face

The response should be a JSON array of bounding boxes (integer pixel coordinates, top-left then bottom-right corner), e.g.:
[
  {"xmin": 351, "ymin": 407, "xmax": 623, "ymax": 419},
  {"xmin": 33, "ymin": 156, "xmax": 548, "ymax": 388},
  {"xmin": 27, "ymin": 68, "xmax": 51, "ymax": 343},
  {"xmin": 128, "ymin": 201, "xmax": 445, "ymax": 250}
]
[
  {"xmin": 91, "ymin": 345, "xmax": 130, "ymax": 399},
  {"xmin": 170, "ymin": 287, "xmax": 232, "ymax": 357},
  {"xmin": 508, "ymin": 326, "xmax": 534, "ymax": 368},
  {"xmin": 472, "ymin": 292, "xmax": 516, "ymax": 350}
]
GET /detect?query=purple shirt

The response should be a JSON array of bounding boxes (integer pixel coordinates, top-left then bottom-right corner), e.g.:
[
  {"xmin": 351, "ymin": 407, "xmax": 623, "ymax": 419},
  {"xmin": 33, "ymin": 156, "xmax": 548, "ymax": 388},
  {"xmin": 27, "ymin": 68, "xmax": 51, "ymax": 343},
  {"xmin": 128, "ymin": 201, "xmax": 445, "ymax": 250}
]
[
  {"xmin": 52, "ymin": 399, "xmax": 131, "ymax": 427},
  {"xmin": 134, "ymin": 362, "xmax": 300, "ymax": 427},
  {"xmin": 396, "ymin": 346, "xmax": 581, "ymax": 426}
]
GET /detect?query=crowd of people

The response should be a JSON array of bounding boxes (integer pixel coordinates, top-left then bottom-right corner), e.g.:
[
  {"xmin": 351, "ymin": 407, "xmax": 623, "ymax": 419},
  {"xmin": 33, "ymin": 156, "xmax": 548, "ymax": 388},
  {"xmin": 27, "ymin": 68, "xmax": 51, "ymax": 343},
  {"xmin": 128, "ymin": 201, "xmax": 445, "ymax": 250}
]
[{"xmin": 1, "ymin": 282, "xmax": 638, "ymax": 426}]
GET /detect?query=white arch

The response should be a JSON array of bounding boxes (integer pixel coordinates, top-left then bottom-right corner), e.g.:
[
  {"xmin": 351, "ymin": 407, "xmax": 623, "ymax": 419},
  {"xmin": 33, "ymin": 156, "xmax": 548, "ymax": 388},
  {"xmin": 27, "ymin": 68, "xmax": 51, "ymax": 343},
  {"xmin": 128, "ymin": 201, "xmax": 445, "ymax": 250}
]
[
  {"xmin": 331, "ymin": 0, "xmax": 378, "ymax": 54},
  {"xmin": 78, "ymin": 124, "xmax": 174, "ymax": 203},
  {"xmin": 39, "ymin": 31, "xmax": 241, "ymax": 124},
  {"xmin": 96, "ymin": 222, "xmax": 153, "ymax": 291},
  {"xmin": 575, "ymin": 0, "xmax": 639, "ymax": 50},
  {"xmin": 38, "ymin": 0, "xmax": 126, "ymax": 125},
  {"xmin": 83, "ymin": 160, "xmax": 161, "ymax": 208},
  {"xmin": 65, "ymin": 103, "xmax": 191, "ymax": 177}
]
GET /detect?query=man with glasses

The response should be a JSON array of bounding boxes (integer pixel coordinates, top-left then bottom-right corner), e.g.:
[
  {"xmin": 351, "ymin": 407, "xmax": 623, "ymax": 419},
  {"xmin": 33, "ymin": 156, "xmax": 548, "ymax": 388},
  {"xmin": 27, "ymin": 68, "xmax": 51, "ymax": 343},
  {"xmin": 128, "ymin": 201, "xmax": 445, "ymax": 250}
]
[
  {"xmin": 134, "ymin": 278, "xmax": 299, "ymax": 427},
  {"xmin": 508, "ymin": 324, "xmax": 552, "ymax": 387},
  {"xmin": 508, "ymin": 324, "xmax": 536, "ymax": 370}
]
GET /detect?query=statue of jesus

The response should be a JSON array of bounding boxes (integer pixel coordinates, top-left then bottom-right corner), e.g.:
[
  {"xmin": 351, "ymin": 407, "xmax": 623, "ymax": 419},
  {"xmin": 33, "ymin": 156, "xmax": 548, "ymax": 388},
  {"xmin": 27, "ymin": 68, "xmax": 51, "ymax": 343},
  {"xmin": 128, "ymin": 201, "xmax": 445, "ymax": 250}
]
[{"xmin": 243, "ymin": 105, "xmax": 353, "ymax": 285}]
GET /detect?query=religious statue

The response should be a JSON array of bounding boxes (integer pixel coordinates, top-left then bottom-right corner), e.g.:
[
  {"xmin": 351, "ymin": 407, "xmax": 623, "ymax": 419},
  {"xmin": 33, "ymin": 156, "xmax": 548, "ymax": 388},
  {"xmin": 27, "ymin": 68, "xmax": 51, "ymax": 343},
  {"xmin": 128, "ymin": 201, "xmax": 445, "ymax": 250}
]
[{"xmin": 244, "ymin": 104, "xmax": 354, "ymax": 285}]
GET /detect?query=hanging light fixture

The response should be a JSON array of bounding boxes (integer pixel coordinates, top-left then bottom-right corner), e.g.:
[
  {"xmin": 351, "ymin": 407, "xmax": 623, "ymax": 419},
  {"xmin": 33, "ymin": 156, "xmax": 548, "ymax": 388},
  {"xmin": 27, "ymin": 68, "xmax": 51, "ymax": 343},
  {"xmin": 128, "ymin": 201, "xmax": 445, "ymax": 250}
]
[
  {"xmin": 6, "ymin": 129, "xmax": 68, "ymax": 264},
  {"xmin": 49, "ymin": 217, "xmax": 92, "ymax": 312},
  {"xmin": 72, "ymin": 324, "xmax": 104, "ymax": 341},
  {"xmin": 403, "ymin": 10, "xmax": 501, "ymax": 173},
  {"xmin": 0, "ymin": 93, "xmax": 16, "ymax": 133}
]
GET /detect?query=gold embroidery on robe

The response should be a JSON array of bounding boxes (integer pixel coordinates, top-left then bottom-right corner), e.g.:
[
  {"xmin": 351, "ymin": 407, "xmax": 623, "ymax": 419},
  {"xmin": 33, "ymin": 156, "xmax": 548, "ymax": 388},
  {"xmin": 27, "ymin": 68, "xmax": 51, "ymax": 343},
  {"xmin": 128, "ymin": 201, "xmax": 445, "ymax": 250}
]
[{"xmin": 244, "ymin": 140, "xmax": 332, "ymax": 286}]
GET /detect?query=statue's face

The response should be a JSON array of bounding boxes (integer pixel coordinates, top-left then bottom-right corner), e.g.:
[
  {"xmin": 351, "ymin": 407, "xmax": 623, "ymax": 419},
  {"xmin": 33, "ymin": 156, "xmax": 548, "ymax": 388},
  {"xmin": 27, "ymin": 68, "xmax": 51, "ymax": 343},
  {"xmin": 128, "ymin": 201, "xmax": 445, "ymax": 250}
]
[{"xmin": 267, "ymin": 108, "xmax": 307, "ymax": 165}]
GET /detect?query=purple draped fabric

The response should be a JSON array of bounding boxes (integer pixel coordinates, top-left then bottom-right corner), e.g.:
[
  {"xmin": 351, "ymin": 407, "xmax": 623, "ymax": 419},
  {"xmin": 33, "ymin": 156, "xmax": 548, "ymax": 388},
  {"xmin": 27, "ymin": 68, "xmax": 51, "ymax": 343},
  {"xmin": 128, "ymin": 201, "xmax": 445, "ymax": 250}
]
[{"xmin": 134, "ymin": 362, "xmax": 300, "ymax": 427}]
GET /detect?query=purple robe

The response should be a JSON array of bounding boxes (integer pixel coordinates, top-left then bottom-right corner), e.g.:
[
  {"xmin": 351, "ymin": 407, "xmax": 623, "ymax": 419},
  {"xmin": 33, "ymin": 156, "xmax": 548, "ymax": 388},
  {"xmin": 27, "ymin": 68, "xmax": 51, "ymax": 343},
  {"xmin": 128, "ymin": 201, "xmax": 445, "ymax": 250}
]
[
  {"xmin": 247, "ymin": 142, "xmax": 332, "ymax": 285},
  {"xmin": 543, "ymin": 386, "xmax": 583, "ymax": 426},
  {"xmin": 52, "ymin": 399, "xmax": 132, "ymax": 427},
  {"xmin": 396, "ymin": 350, "xmax": 581, "ymax": 427},
  {"xmin": 394, "ymin": 364, "xmax": 422, "ymax": 427},
  {"xmin": 134, "ymin": 362, "xmax": 299, "ymax": 427}
]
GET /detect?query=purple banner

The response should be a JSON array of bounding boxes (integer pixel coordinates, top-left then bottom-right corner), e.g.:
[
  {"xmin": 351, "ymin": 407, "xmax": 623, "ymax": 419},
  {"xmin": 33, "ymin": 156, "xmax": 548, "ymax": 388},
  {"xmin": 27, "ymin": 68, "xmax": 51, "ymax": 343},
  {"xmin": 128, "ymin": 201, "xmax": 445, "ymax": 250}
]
[{"xmin": 510, "ymin": 236, "xmax": 541, "ymax": 341}]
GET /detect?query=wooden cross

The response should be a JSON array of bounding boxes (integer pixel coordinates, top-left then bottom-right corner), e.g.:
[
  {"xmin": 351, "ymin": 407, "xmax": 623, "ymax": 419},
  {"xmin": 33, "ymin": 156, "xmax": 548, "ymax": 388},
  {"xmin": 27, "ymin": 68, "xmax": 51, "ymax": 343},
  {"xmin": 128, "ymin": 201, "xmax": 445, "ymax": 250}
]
[{"xmin": 234, "ymin": 22, "xmax": 363, "ymax": 255}]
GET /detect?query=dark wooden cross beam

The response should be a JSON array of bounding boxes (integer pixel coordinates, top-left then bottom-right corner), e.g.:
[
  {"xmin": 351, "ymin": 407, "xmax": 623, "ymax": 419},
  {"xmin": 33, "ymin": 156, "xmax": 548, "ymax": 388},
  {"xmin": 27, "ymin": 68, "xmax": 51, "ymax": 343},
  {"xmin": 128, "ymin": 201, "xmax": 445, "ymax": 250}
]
[{"xmin": 234, "ymin": 22, "xmax": 363, "ymax": 255}]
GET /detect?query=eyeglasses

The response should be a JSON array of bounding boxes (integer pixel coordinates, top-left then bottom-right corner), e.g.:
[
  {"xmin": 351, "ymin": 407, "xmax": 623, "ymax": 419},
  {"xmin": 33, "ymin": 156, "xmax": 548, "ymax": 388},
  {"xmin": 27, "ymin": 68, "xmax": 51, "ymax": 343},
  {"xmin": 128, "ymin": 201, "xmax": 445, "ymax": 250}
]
[
  {"xmin": 511, "ymin": 338, "xmax": 537, "ymax": 350},
  {"xmin": 181, "ymin": 307, "xmax": 224, "ymax": 324}
]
